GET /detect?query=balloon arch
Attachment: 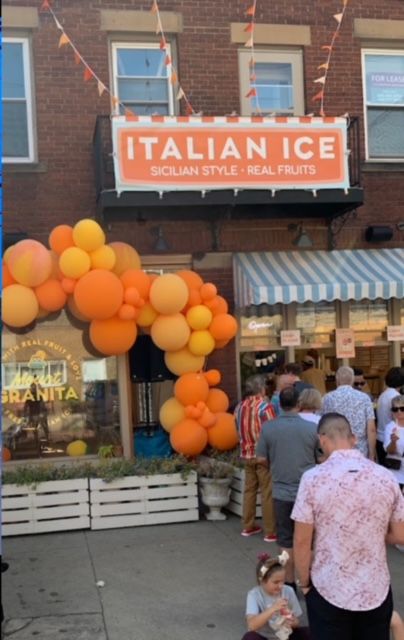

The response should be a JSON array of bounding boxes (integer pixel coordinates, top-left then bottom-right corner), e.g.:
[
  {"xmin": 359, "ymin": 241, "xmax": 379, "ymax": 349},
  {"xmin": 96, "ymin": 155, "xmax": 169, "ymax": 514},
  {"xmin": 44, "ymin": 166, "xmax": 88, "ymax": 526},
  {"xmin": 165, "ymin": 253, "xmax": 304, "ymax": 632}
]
[{"xmin": 2, "ymin": 219, "xmax": 239, "ymax": 457}]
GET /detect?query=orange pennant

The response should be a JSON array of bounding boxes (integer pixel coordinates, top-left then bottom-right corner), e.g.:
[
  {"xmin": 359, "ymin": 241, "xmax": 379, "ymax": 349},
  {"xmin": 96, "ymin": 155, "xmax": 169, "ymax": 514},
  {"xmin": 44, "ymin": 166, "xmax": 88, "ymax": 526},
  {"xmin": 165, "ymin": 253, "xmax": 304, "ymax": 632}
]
[
  {"xmin": 58, "ymin": 33, "xmax": 70, "ymax": 48},
  {"xmin": 318, "ymin": 62, "xmax": 329, "ymax": 70},
  {"xmin": 245, "ymin": 5, "xmax": 255, "ymax": 16},
  {"xmin": 321, "ymin": 45, "xmax": 332, "ymax": 51},
  {"xmin": 74, "ymin": 51, "xmax": 81, "ymax": 65},
  {"xmin": 246, "ymin": 87, "xmax": 257, "ymax": 98},
  {"xmin": 244, "ymin": 37, "xmax": 253, "ymax": 48},
  {"xmin": 150, "ymin": 0, "xmax": 158, "ymax": 13},
  {"xmin": 342, "ymin": 0, "xmax": 349, "ymax": 5},
  {"xmin": 159, "ymin": 38, "xmax": 167, "ymax": 50},
  {"xmin": 40, "ymin": 0, "xmax": 50, "ymax": 11},
  {"xmin": 312, "ymin": 90, "xmax": 324, "ymax": 102},
  {"xmin": 170, "ymin": 71, "xmax": 178, "ymax": 85},
  {"xmin": 185, "ymin": 103, "xmax": 194, "ymax": 116},
  {"xmin": 250, "ymin": 74, "xmax": 257, "ymax": 82},
  {"xmin": 83, "ymin": 67, "xmax": 93, "ymax": 82},
  {"xmin": 125, "ymin": 108, "xmax": 137, "ymax": 119},
  {"xmin": 244, "ymin": 23, "xmax": 254, "ymax": 33},
  {"xmin": 165, "ymin": 54, "xmax": 172, "ymax": 66},
  {"xmin": 111, "ymin": 96, "xmax": 120, "ymax": 109}
]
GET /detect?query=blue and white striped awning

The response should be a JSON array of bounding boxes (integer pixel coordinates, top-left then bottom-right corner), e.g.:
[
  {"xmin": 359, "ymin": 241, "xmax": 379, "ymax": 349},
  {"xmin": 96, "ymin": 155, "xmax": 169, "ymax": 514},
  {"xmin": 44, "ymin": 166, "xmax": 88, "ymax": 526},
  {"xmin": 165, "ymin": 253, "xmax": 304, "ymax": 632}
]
[{"xmin": 234, "ymin": 249, "xmax": 404, "ymax": 306}]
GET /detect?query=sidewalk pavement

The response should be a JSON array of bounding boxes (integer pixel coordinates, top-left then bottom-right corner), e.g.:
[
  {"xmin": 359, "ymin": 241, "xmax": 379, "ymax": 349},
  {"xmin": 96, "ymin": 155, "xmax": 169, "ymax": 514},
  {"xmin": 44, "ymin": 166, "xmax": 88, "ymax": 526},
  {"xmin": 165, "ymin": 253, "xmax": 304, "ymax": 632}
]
[{"xmin": 3, "ymin": 515, "xmax": 404, "ymax": 640}]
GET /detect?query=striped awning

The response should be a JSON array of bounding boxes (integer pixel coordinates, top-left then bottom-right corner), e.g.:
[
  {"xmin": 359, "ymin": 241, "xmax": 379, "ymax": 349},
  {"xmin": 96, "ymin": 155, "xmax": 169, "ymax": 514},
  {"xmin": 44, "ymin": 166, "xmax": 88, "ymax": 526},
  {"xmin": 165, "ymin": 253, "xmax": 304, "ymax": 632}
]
[{"xmin": 233, "ymin": 249, "xmax": 404, "ymax": 306}]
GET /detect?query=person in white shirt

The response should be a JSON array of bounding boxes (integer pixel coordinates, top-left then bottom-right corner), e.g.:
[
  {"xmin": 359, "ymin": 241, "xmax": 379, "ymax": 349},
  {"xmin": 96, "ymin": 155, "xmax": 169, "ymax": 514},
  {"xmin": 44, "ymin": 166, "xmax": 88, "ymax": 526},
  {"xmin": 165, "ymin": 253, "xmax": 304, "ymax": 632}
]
[
  {"xmin": 298, "ymin": 388, "xmax": 322, "ymax": 425},
  {"xmin": 384, "ymin": 394, "xmax": 404, "ymax": 487},
  {"xmin": 377, "ymin": 367, "xmax": 404, "ymax": 466}
]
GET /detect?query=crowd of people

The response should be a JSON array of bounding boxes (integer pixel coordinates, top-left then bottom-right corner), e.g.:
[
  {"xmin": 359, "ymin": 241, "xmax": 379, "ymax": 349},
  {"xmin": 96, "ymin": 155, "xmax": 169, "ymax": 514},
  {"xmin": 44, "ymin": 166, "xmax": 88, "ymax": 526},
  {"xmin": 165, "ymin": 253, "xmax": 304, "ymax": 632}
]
[{"xmin": 234, "ymin": 361, "xmax": 404, "ymax": 640}]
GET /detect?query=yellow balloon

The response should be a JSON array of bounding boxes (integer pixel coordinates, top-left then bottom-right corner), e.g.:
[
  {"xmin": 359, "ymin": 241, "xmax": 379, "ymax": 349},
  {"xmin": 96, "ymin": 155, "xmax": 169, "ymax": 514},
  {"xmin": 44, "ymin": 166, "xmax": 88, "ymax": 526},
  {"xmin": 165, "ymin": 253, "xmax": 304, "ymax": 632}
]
[
  {"xmin": 59, "ymin": 247, "xmax": 91, "ymax": 279},
  {"xmin": 73, "ymin": 219, "xmax": 105, "ymax": 252},
  {"xmin": 149, "ymin": 274, "xmax": 189, "ymax": 315},
  {"xmin": 137, "ymin": 302, "xmax": 159, "ymax": 327},
  {"xmin": 2, "ymin": 284, "xmax": 39, "ymax": 327},
  {"xmin": 164, "ymin": 347, "xmax": 205, "ymax": 376},
  {"xmin": 159, "ymin": 397, "xmax": 186, "ymax": 433},
  {"xmin": 186, "ymin": 305, "xmax": 213, "ymax": 330},
  {"xmin": 66, "ymin": 440, "xmax": 88, "ymax": 456},
  {"xmin": 90, "ymin": 245, "xmax": 116, "ymax": 270},
  {"xmin": 188, "ymin": 330, "xmax": 216, "ymax": 356},
  {"xmin": 151, "ymin": 313, "xmax": 191, "ymax": 351}
]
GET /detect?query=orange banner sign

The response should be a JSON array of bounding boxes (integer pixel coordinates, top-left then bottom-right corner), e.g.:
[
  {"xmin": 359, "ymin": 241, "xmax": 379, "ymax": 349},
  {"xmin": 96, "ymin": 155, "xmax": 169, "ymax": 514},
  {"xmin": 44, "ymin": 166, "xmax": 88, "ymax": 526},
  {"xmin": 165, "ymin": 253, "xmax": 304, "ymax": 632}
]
[{"xmin": 112, "ymin": 116, "xmax": 350, "ymax": 193}]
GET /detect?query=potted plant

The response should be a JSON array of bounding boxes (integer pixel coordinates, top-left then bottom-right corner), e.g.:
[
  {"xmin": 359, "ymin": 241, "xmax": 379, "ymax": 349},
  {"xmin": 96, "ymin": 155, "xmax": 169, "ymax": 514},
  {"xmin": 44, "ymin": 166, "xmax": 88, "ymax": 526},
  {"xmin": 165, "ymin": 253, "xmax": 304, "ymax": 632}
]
[{"xmin": 197, "ymin": 457, "xmax": 235, "ymax": 521}]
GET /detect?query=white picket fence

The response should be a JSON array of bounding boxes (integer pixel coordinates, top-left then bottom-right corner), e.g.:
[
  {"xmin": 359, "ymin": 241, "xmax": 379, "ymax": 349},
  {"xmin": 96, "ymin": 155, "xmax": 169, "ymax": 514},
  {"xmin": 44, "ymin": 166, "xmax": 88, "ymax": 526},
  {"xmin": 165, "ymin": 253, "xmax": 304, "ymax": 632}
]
[
  {"xmin": 2, "ymin": 478, "xmax": 90, "ymax": 536},
  {"xmin": 227, "ymin": 468, "xmax": 262, "ymax": 518}
]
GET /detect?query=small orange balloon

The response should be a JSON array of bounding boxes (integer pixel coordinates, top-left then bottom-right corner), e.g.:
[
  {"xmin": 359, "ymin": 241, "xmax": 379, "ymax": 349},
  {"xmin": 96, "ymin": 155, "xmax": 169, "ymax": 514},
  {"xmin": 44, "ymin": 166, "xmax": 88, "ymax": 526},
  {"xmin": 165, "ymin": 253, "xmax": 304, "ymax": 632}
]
[
  {"xmin": 124, "ymin": 287, "xmax": 140, "ymax": 306},
  {"xmin": 170, "ymin": 419, "xmax": 208, "ymax": 457},
  {"xmin": 174, "ymin": 372, "xmax": 209, "ymax": 406},
  {"xmin": 121, "ymin": 269, "xmax": 151, "ymax": 299},
  {"xmin": 198, "ymin": 408, "xmax": 217, "ymax": 429},
  {"xmin": 200, "ymin": 282, "xmax": 217, "ymax": 301},
  {"xmin": 204, "ymin": 369, "xmax": 222, "ymax": 387},
  {"xmin": 207, "ymin": 412, "xmax": 239, "ymax": 450},
  {"xmin": 89, "ymin": 316, "xmax": 137, "ymax": 355},
  {"xmin": 3, "ymin": 262, "xmax": 16, "ymax": 287},
  {"xmin": 209, "ymin": 313, "xmax": 238, "ymax": 341},
  {"xmin": 176, "ymin": 270, "xmax": 204, "ymax": 290},
  {"xmin": 49, "ymin": 225, "xmax": 75, "ymax": 255},
  {"xmin": 206, "ymin": 388, "xmax": 230, "ymax": 413},
  {"xmin": 186, "ymin": 289, "xmax": 203, "ymax": 309},
  {"xmin": 61, "ymin": 278, "xmax": 77, "ymax": 294},
  {"xmin": 35, "ymin": 279, "xmax": 67, "ymax": 312},
  {"xmin": 74, "ymin": 270, "xmax": 124, "ymax": 320},
  {"xmin": 118, "ymin": 304, "xmax": 136, "ymax": 321}
]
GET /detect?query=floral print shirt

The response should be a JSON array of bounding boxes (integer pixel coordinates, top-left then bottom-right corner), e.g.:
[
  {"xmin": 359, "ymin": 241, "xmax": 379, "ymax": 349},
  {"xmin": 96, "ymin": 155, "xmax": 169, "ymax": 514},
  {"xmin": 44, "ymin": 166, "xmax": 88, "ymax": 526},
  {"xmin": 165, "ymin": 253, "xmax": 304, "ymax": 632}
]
[{"xmin": 322, "ymin": 386, "xmax": 374, "ymax": 457}]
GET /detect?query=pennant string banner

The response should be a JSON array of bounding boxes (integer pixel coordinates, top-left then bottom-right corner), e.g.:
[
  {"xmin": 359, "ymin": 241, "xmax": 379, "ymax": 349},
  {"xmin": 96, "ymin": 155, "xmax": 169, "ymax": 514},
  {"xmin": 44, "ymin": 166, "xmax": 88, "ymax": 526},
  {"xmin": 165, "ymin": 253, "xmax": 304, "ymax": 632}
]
[
  {"xmin": 244, "ymin": 0, "xmax": 262, "ymax": 114},
  {"xmin": 313, "ymin": 0, "xmax": 350, "ymax": 116}
]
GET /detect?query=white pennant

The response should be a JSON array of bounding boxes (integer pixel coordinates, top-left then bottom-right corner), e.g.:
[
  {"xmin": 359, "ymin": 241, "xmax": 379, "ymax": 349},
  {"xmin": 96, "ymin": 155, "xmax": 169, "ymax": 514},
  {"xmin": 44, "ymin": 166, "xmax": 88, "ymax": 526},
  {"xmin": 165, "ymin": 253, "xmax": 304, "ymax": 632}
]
[
  {"xmin": 176, "ymin": 87, "xmax": 185, "ymax": 101},
  {"xmin": 333, "ymin": 13, "xmax": 343, "ymax": 23},
  {"xmin": 54, "ymin": 17, "xmax": 63, "ymax": 30},
  {"xmin": 314, "ymin": 76, "xmax": 326, "ymax": 84}
]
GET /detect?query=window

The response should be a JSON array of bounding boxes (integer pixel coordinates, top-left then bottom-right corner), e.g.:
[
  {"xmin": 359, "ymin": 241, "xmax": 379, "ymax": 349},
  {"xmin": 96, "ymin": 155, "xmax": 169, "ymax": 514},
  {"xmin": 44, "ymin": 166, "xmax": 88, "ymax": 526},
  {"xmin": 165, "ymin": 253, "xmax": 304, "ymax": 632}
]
[
  {"xmin": 240, "ymin": 304, "xmax": 283, "ymax": 350},
  {"xmin": 111, "ymin": 43, "xmax": 174, "ymax": 115},
  {"xmin": 296, "ymin": 302, "xmax": 336, "ymax": 346},
  {"xmin": 362, "ymin": 50, "xmax": 404, "ymax": 160},
  {"xmin": 3, "ymin": 37, "xmax": 35, "ymax": 162},
  {"xmin": 239, "ymin": 49, "xmax": 304, "ymax": 116},
  {"xmin": 349, "ymin": 298, "xmax": 388, "ymax": 343}
]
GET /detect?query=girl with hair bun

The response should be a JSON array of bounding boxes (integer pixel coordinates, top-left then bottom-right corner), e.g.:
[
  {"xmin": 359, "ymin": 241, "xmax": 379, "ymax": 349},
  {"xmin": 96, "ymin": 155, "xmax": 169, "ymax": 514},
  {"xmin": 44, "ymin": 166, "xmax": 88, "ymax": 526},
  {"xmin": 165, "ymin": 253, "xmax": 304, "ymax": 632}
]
[{"xmin": 242, "ymin": 552, "xmax": 310, "ymax": 640}]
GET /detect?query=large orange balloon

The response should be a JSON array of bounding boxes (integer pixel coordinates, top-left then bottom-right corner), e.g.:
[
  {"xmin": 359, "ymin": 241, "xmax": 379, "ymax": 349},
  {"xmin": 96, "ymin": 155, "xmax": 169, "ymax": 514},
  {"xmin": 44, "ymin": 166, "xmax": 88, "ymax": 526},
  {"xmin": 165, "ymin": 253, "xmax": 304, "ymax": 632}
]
[
  {"xmin": 73, "ymin": 219, "xmax": 105, "ymax": 252},
  {"xmin": 176, "ymin": 270, "xmax": 204, "ymax": 290},
  {"xmin": 89, "ymin": 316, "xmax": 137, "ymax": 355},
  {"xmin": 110, "ymin": 242, "xmax": 141, "ymax": 275},
  {"xmin": 207, "ymin": 412, "xmax": 239, "ymax": 450},
  {"xmin": 59, "ymin": 247, "xmax": 91, "ymax": 279},
  {"xmin": 8, "ymin": 239, "xmax": 52, "ymax": 287},
  {"xmin": 174, "ymin": 372, "xmax": 209, "ymax": 406},
  {"xmin": 121, "ymin": 269, "xmax": 151, "ymax": 299},
  {"xmin": 209, "ymin": 313, "xmax": 238, "ymax": 341},
  {"xmin": 149, "ymin": 274, "xmax": 189, "ymax": 314},
  {"xmin": 151, "ymin": 313, "xmax": 190, "ymax": 351},
  {"xmin": 74, "ymin": 270, "xmax": 124, "ymax": 320},
  {"xmin": 3, "ymin": 262, "xmax": 16, "ymax": 287},
  {"xmin": 206, "ymin": 388, "xmax": 230, "ymax": 413},
  {"xmin": 164, "ymin": 347, "xmax": 205, "ymax": 376},
  {"xmin": 2, "ymin": 284, "xmax": 39, "ymax": 327},
  {"xmin": 170, "ymin": 419, "xmax": 208, "ymax": 456},
  {"xmin": 159, "ymin": 397, "xmax": 186, "ymax": 433},
  {"xmin": 35, "ymin": 279, "xmax": 67, "ymax": 312},
  {"xmin": 49, "ymin": 225, "xmax": 74, "ymax": 255}
]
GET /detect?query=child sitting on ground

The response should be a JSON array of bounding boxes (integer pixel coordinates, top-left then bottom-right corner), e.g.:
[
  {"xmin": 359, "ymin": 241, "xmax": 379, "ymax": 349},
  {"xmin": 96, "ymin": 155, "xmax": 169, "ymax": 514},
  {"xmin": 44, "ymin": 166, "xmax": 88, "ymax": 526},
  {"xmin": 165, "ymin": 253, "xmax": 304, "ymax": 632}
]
[{"xmin": 242, "ymin": 551, "xmax": 310, "ymax": 640}]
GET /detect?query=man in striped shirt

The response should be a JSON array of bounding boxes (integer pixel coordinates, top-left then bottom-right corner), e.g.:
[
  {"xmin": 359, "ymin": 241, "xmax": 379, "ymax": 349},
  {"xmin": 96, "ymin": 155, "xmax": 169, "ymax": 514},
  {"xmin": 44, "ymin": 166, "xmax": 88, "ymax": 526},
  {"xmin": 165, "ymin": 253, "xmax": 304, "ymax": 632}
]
[{"xmin": 234, "ymin": 375, "xmax": 277, "ymax": 542}]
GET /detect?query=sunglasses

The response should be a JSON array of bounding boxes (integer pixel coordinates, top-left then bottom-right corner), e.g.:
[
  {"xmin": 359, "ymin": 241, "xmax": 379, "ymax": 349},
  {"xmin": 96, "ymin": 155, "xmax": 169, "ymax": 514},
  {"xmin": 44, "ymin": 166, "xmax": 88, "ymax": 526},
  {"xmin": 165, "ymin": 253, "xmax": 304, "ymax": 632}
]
[
  {"xmin": 354, "ymin": 382, "xmax": 366, "ymax": 387},
  {"xmin": 392, "ymin": 407, "xmax": 404, "ymax": 413}
]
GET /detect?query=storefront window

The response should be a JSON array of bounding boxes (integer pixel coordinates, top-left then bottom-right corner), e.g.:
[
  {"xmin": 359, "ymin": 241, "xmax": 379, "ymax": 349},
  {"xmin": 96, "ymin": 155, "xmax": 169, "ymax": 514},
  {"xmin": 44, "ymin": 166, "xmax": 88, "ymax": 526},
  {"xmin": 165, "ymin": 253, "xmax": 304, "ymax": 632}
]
[
  {"xmin": 296, "ymin": 302, "xmax": 336, "ymax": 346},
  {"xmin": 349, "ymin": 298, "xmax": 388, "ymax": 343},
  {"xmin": 2, "ymin": 311, "xmax": 120, "ymax": 462},
  {"xmin": 239, "ymin": 304, "xmax": 283, "ymax": 351}
]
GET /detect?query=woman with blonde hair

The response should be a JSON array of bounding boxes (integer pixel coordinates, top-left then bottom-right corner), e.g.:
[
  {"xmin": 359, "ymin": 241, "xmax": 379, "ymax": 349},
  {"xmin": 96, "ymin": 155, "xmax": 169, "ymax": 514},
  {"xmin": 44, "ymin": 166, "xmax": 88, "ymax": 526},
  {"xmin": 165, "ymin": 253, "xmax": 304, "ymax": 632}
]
[{"xmin": 298, "ymin": 388, "xmax": 322, "ymax": 425}]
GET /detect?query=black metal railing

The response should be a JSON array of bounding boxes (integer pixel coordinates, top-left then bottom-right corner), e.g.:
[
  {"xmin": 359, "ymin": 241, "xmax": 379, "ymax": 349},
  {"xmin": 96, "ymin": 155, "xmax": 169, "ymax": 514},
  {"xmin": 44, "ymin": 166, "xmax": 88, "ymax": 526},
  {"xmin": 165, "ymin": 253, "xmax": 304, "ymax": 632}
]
[{"xmin": 93, "ymin": 114, "xmax": 362, "ymax": 200}]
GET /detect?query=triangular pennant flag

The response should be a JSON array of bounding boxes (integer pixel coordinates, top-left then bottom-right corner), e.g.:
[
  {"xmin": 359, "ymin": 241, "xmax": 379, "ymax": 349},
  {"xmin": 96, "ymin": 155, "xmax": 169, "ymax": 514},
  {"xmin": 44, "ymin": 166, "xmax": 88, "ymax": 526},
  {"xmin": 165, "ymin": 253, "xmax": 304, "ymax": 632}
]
[
  {"xmin": 185, "ymin": 103, "xmax": 194, "ymax": 116},
  {"xmin": 246, "ymin": 87, "xmax": 257, "ymax": 98},
  {"xmin": 54, "ymin": 17, "xmax": 63, "ymax": 30},
  {"xmin": 321, "ymin": 45, "xmax": 332, "ymax": 51},
  {"xmin": 244, "ymin": 23, "xmax": 254, "ymax": 33},
  {"xmin": 40, "ymin": 0, "xmax": 50, "ymax": 11},
  {"xmin": 312, "ymin": 90, "xmax": 324, "ymax": 102},
  {"xmin": 318, "ymin": 62, "xmax": 329, "ymax": 70},
  {"xmin": 244, "ymin": 37, "xmax": 253, "ymax": 48},
  {"xmin": 125, "ymin": 108, "xmax": 137, "ymax": 119},
  {"xmin": 176, "ymin": 87, "xmax": 185, "ymax": 101},
  {"xmin": 319, "ymin": 108, "xmax": 325, "ymax": 117},
  {"xmin": 170, "ymin": 71, "xmax": 178, "ymax": 85},
  {"xmin": 83, "ymin": 67, "xmax": 93, "ymax": 82},
  {"xmin": 245, "ymin": 5, "xmax": 255, "ymax": 16},
  {"xmin": 160, "ymin": 38, "xmax": 167, "ymax": 50},
  {"xmin": 156, "ymin": 23, "xmax": 162, "ymax": 35},
  {"xmin": 334, "ymin": 13, "xmax": 343, "ymax": 23},
  {"xmin": 151, "ymin": 1, "xmax": 158, "ymax": 13},
  {"xmin": 111, "ymin": 96, "xmax": 120, "ymax": 108},
  {"xmin": 314, "ymin": 76, "xmax": 326, "ymax": 85},
  {"xmin": 165, "ymin": 54, "xmax": 172, "ymax": 66},
  {"xmin": 74, "ymin": 51, "xmax": 81, "ymax": 65},
  {"xmin": 250, "ymin": 74, "xmax": 257, "ymax": 82},
  {"xmin": 97, "ymin": 80, "xmax": 106, "ymax": 97},
  {"xmin": 248, "ymin": 56, "xmax": 255, "ymax": 68},
  {"xmin": 58, "ymin": 33, "xmax": 70, "ymax": 48},
  {"xmin": 342, "ymin": 0, "xmax": 349, "ymax": 5}
]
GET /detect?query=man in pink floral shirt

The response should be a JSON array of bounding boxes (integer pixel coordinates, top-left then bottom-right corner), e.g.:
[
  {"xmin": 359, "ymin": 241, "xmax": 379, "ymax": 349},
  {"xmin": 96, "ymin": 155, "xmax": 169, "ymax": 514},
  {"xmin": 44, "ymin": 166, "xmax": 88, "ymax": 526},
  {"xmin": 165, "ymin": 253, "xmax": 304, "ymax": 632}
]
[{"xmin": 292, "ymin": 412, "xmax": 404, "ymax": 640}]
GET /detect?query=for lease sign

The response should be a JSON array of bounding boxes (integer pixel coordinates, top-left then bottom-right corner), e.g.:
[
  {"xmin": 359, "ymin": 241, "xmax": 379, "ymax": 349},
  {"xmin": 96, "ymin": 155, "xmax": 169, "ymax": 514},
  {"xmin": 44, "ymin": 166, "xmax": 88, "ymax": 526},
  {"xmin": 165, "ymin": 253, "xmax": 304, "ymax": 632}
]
[{"xmin": 112, "ymin": 116, "xmax": 350, "ymax": 193}]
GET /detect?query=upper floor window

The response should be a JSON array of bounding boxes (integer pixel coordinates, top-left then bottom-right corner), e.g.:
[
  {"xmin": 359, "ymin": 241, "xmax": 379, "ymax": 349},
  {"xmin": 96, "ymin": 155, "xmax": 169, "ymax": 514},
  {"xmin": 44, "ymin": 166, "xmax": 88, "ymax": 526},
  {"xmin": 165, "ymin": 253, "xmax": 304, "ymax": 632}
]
[
  {"xmin": 111, "ymin": 43, "xmax": 174, "ymax": 116},
  {"xmin": 239, "ymin": 49, "xmax": 304, "ymax": 116},
  {"xmin": 362, "ymin": 50, "xmax": 404, "ymax": 161},
  {"xmin": 3, "ymin": 37, "xmax": 35, "ymax": 163}
]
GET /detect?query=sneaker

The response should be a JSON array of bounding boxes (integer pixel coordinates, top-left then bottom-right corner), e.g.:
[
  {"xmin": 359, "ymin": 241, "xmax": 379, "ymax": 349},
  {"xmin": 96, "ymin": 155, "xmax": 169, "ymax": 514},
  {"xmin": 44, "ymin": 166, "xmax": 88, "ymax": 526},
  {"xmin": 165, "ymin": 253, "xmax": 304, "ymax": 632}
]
[
  {"xmin": 263, "ymin": 534, "xmax": 277, "ymax": 543},
  {"xmin": 241, "ymin": 526, "xmax": 263, "ymax": 537}
]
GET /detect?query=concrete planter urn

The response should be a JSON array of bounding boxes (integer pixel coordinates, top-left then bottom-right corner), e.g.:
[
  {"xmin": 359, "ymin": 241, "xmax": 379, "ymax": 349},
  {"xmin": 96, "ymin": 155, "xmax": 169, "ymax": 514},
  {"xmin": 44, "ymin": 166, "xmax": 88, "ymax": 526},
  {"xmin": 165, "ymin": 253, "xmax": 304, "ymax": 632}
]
[{"xmin": 199, "ymin": 476, "xmax": 232, "ymax": 520}]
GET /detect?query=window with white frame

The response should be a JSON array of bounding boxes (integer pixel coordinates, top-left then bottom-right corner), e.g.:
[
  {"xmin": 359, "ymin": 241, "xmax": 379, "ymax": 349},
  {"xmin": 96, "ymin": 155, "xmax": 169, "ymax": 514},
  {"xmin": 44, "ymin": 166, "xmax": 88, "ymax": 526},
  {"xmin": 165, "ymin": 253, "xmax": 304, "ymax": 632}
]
[
  {"xmin": 111, "ymin": 43, "xmax": 174, "ymax": 115},
  {"xmin": 3, "ymin": 37, "xmax": 35, "ymax": 162},
  {"xmin": 362, "ymin": 50, "xmax": 404, "ymax": 160},
  {"xmin": 239, "ymin": 49, "xmax": 304, "ymax": 116}
]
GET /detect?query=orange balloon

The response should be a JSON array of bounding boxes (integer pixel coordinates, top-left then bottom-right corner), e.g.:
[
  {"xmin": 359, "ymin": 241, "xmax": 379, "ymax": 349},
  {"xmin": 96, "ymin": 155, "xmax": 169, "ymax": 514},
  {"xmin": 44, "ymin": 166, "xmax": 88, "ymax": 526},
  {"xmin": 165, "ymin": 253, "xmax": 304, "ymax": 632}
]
[
  {"xmin": 207, "ymin": 412, "xmax": 239, "ymax": 450},
  {"xmin": 186, "ymin": 288, "xmax": 203, "ymax": 309},
  {"xmin": 215, "ymin": 339, "xmax": 230, "ymax": 349},
  {"xmin": 170, "ymin": 419, "xmax": 208, "ymax": 457},
  {"xmin": 49, "ymin": 251, "xmax": 64, "ymax": 280},
  {"xmin": 74, "ymin": 270, "xmax": 124, "ymax": 320},
  {"xmin": 206, "ymin": 388, "xmax": 230, "ymax": 413},
  {"xmin": 67, "ymin": 294, "xmax": 90, "ymax": 322},
  {"xmin": 121, "ymin": 269, "xmax": 151, "ymax": 299},
  {"xmin": 49, "ymin": 225, "xmax": 75, "ymax": 255},
  {"xmin": 209, "ymin": 313, "xmax": 238, "ymax": 341},
  {"xmin": 174, "ymin": 372, "xmax": 209, "ymax": 406},
  {"xmin": 89, "ymin": 316, "xmax": 137, "ymax": 355},
  {"xmin": 205, "ymin": 295, "xmax": 229, "ymax": 316},
  {"xmin": 118, "ymin": 304, "xmax": 136, "ymax": 321},
  {"xmin": 2, "ymin": 447, "xmax": 12, "ymax": 462},
  {"xmin": 149, "ymin": 274, "xmax": 189, "ymax": 315},
  {"xmin": 35, "ymin": 279, "xmax": 67, "ymax": 312},
  {"xmin": 204, "ymin": 369, "xmax": 222, "ymax": 387},
  {"xmin": 176, "ymin": 270, "xmax": 204, "ymax": 290},
  {"xmin": 124, "ymin": 287, "xmax": 140, "ymax": 306},
  {"xmin": 8, "ymin": 239, "xmax": 52, "ymax": 287},
  {"xmin": 198, "ymin": 408, "xmax": 217, "ymax": 429},
  {"xmin": 151, "ymin": 313, "xmax": 190, "ymax": 351},
  {"xmin": 110, "ymin": 242, "xmax": 141, "ymax": 276},
  {"xmin": 3, "ymin": 262, "xmax": 16, "ymax": 287},
  {"xmin": 61, "ymin": 278, "xmax": 77, "ymax": 294},
  {"xmin": 200, "ymin": 282, "xmax": 217, "ymax": 301}
]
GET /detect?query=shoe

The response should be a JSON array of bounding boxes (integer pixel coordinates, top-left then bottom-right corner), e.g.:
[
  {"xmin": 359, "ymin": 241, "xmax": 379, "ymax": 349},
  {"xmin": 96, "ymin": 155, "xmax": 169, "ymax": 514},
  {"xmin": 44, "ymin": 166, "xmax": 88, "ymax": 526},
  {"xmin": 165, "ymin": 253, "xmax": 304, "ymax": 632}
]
[
  {"xmin": 263, "ymin": 534, "xmax": 277, "ymax": 543},
  {"xmin": 241, "ymin": 526, "xmax": 263, "ymax": 537}
]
